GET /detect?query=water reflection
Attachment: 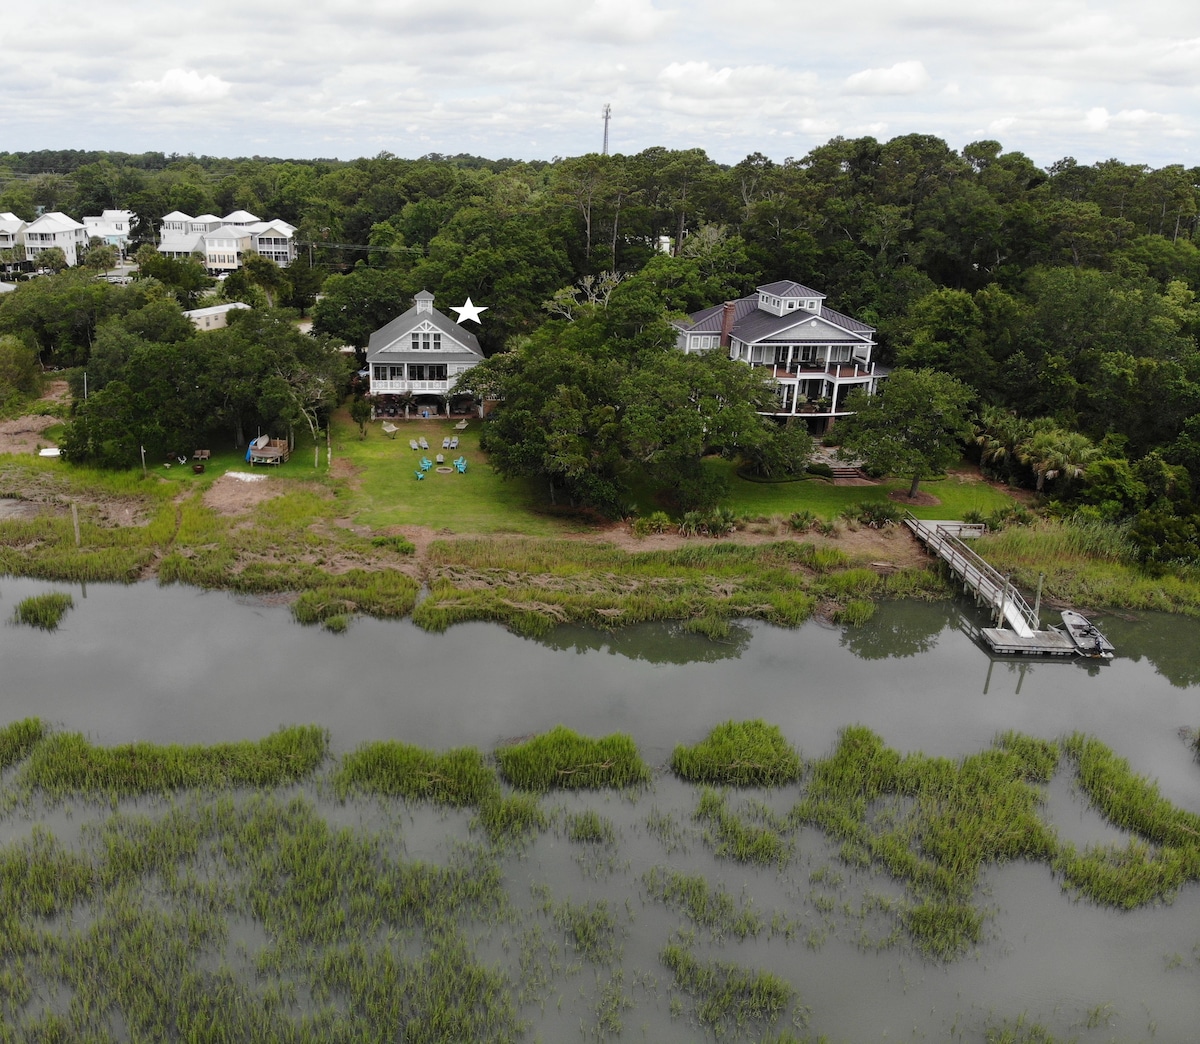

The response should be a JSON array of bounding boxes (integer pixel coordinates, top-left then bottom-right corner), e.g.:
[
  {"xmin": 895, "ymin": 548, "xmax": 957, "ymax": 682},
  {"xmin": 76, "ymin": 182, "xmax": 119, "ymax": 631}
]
[
  {"xmin": 838, "ymin": 599, "xmax": 957, "ymax": 659},
  {"xmin": 1100, "ymin": 612, "xmax": 1200, "ymax": 688},
  {"xmin": 537, "ymin": 620, "xmax": 753, "ymax": 663}
]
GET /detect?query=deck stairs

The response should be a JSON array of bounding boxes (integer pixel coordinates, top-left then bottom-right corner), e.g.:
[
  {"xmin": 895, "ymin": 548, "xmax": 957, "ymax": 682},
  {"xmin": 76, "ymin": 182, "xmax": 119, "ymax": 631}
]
[{"xmin": 830, "ymin": 465, "xmax": 866, "ymax": 480}]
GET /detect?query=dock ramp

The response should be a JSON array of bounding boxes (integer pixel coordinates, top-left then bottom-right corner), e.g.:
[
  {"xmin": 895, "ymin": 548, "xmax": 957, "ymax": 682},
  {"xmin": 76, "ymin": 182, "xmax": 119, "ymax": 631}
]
[{"xmin": 904, "ymin": 516, "xmax": 1038, "ymax": 637}]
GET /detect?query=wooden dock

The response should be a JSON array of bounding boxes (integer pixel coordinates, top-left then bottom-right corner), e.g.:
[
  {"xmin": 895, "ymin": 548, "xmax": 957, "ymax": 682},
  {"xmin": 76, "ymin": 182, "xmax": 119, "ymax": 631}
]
[
  {"xmin": 904, "ymin": 514, "xmax": 1083, "ymax": 658},
  {"xmin": 904, "ymin": 517, "xmax": 1038, "ymax": 636}
]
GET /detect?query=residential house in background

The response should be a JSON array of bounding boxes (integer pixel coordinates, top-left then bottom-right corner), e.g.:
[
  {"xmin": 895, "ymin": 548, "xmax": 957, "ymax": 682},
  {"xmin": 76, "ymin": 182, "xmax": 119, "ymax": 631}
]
[
  {"xmin": 0, "ymin": 213, "xmax": 26, "ymax": 273},
  {"xmin": 673, "ymin": 279, "xmax": 883, "ymax": 429},
  {"xmin": 20, "ymin": 212, "xmax": 88, "ymax": 267},
  {"xmin": 156, "ymin": 210, "xmax": 297, "ymax": 273},
  {"xmin": 82, "ymin": 210, "xmax": 136, "ymax": 255},
  {"xmin": 182, "ymin": 302, "xmax": 252, "ymax": 330},
  {"xmin": 366, "ymin": 291, "xmax": 485, "ymax": 416}
]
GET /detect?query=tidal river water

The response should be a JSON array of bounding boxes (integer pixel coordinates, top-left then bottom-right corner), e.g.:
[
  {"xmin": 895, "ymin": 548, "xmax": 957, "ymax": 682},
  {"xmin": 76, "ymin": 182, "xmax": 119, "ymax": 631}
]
[{"xmin": 1, "ymin": 575, "xmax": 1198, "ymax": 1041}]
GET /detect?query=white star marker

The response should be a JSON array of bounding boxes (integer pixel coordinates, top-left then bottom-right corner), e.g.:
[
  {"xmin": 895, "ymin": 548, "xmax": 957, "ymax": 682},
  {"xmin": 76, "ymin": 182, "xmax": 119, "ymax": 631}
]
[{"xmin": 451, "ymin": 297, "xmax": 488, "ymax": 324}]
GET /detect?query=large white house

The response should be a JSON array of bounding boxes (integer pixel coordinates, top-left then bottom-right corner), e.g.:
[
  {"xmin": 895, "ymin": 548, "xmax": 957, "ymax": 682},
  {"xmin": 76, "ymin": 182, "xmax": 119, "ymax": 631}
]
[
  {"xmin": 20, "ymin": 212, "xmax": 89, "ymax": 267},
  {"xmin": 157, "ymin": 210, "xmax": 297, "ymax": 272},
  {"xmin": 366, "ymin": 291, "xmax": 485, "ymax": 415},
  {"xmin": 0, "ymin": 214, "xmax": 26, "ymax": 263},
  {"xmin": 673, "ymin": 279, "xmax": 883, "ymax": 428},
  {"xmin": 82, "ymin": 210, "xmax": 136, "ymax": 254}
]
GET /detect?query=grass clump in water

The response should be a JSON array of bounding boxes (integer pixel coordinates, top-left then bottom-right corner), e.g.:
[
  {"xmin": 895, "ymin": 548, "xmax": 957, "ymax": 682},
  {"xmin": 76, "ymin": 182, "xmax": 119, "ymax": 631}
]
[
  {"xmin": 335, "ymin": 741, "xmax": 496, "ymax": 807},
  {"xmin": 671, "ymin": 720, "xmax": 802, "ymax": 787},
  {"xmin": 496, "ymin": 725, "xmax": 652, "ymax": 792},
  {"xmin": 695, "ymin": 788, "xmax": 794, "ymax": 867},
  {"xmin": 542, "ymin": 894, "xmax": 620, "ymax": 964},
  {"xmin": 0, "ymin": 717, "xmax": 45, "ymax": 770},
  {"xmin": 642, "ymin": 865, "xmax": 763, "ymax": 940},
  {"xmin": 19, "ymin": 725, "xmax": 328, "ymax": 797},
  {"xmin": 1053, "ymin": 733, "xmax": 1200, "ymax": 908},
  {"xmin": 793, "ymin": 726, "xmax": 1060, "ymax": 958},
  {"xmin": 565, "ymin": 808, "xmax": 617, "ymax": 846},
  {"xmin": 12, "ymin": 592, "xmax": 74, "ymax": 630},
  {"xmin": 661, "ymin": 943, "xmax": 794, "ymax": 1036},
  {"xmin": 334, "ymin": 739, "xmax": 545, "ymax": 844}
]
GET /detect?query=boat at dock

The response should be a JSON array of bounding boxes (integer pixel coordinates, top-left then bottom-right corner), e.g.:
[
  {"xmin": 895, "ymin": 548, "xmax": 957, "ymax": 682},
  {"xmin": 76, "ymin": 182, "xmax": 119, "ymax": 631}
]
[{"xmin": 1053, "ymin": 610, "xmax": 1115, "ymax": 660}]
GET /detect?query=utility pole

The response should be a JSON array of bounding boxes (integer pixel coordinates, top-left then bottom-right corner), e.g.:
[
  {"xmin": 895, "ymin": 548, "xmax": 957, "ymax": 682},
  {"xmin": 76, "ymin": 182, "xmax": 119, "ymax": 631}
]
[{"xmin": 602, "ymin": 104, "xmax": 611, "ymax": 156}]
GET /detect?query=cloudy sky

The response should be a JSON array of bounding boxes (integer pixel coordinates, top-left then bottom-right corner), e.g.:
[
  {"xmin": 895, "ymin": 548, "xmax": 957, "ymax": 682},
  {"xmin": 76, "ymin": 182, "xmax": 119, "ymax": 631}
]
[{"xmin": 3, "ymin": 0, "xmax": 1197, "ymax": 169}]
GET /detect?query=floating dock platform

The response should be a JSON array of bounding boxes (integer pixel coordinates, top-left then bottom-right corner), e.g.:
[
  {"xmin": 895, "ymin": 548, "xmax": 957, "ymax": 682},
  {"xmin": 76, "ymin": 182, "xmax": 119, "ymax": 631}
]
[{"xmin": 977, "ymin": 626, "xmax": 1077, "ymax": 657}]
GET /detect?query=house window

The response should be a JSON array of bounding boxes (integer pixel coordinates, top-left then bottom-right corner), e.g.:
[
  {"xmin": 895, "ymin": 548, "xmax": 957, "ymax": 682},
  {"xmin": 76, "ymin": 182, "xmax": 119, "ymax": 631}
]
[{"xmin": 407, "ymin": 364, "xmax": 447, "ymax": 381}]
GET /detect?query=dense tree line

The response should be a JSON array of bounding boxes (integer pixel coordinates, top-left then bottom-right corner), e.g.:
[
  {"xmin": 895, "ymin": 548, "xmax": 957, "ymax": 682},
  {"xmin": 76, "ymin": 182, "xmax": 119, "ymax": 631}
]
[
  {"xmin": 0, "ymin": 272, "xmax": 348, "ymax": 466},
  {"xmin": 3, "ymin": 138, "xmax": 1200, "ymax": 558}
]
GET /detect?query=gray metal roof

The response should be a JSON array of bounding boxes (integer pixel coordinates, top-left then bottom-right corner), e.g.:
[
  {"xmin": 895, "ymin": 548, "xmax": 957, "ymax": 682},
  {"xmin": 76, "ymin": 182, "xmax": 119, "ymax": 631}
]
[
  {"xmin": 757, "ymin": 279, "xmax": 825, "ymax": 299},
  {"xmin": 676, "ymin": 289, "xmax": 874, "ymax": 344},
  {"xmin": 365, "ymin": 299, "xmax": 483, "ymax": 360}
]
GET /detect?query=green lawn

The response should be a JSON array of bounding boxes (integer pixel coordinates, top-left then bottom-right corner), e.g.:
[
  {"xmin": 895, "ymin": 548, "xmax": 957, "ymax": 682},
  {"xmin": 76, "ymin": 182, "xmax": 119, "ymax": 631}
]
[
  {"xmin": 330, "ymin": 412, "xmax": 574, "ymax": 534},
  {"xmin": 693, "ymin": 459, "xmax": 1017, "ymax": 522},
  {"xmin": 328, "ymin": 413, "xmax": 1016, "ymax": 533}
]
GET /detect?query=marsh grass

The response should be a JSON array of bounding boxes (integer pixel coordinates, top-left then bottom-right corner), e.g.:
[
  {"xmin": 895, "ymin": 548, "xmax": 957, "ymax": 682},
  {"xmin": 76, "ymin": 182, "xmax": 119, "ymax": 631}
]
[
  {"xmin": 19, "ymin": 725, "xmax": 328, "ymax": 797},
  {"xmin": 335, "ymin": 741, "xmax": 496, "ymax": 806},
  {"xmin": 540, "ymin": 893, "xmax": 620, "ymax": 964},
  {"xmin": 976, "ymin": 519, "xmax": 1200, "ymax": 615},
  {"xmin": 793, "ymin": 727, "xmax": 1060, "ymax": 958},
  {"xmin": 642, "ymin": 866, "xmax": 764, "ymax": 940},
  {"xmin": 333, "ymin": 739, "xmax": 545, "ymax": 844},
  {"xmin": 0, "ymin": 788, "xmax": 525, "ymax": 1043},
  {"xmin": 671, "ymin": 720, "xmax": 802, "ymax": 787},
  {"xmin": 496, "ymin": 725, "xmax": 652, "ymax": 792},
  {"xmin": 694, "ymin": 788, "xmax": 795, "ymax": 867},
  {"xmin": 12, "ymin": 592, "xmax": 74, "ymax": 630},
  {"xmin": 660, "ymin": 943, "xmax": 795, "ymax": 1035},
  {"xmin": 1053, "ymin": 733, "xmax": 1200, "ymax": 907},
  {"xmin": 0, "ymin": 718, "xmax": 45, "ymax": 770},
  {"xmin": 565, "ymin": 808, "xmax": 618, "ymax": 846},
  {"xmin": 414, "ymin": 539, "xmax": 864, "ymax": 636}
]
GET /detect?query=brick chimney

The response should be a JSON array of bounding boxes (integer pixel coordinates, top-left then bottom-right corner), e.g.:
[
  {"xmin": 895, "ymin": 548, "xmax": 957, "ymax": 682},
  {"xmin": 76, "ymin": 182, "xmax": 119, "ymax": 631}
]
[{"xmin": 718, "ymin": 302, "xmax": 736, "ymax": 348}]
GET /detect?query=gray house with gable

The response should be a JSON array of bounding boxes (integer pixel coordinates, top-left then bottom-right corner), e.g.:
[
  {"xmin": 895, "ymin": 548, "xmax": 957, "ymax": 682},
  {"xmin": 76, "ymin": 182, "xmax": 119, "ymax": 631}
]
[
  {"xmin": 673, "ymin": 280, "xmax": 884, "ymax": 430},
  {"xmin": 365, "ymin": 291, "xmax": 485, "ymax": 415}
]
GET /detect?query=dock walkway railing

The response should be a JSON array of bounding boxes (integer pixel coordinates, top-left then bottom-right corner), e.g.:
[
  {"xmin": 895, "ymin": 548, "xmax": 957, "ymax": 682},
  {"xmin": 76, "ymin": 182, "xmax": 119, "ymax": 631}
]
[{"xmin": 904, "ymin": 514, "xmax": 1038, "ymax": 637}]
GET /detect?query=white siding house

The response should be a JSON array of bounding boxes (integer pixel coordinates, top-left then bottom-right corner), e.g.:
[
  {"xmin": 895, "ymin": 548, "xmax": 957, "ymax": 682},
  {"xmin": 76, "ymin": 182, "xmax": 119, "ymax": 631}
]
[
  {"xmin": 366, "ymin": 291, "xmax": 485, "ymax": 415},
  {"xmin": 157, "ymin": 211, "xmax": 297, "ymax": 272},
  {"xmin": 673, "ymin": 280, "xmax": 884, "ymax": 429},
  {"xmin": 21, "ymin": 212, "xmax": 88, "ymax": 267}
]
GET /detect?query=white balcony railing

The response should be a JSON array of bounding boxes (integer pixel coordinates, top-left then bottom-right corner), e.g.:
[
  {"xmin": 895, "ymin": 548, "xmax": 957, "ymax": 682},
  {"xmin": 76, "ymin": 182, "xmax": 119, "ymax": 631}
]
[{"xmin": 371, "ymin": 379, "xmax": 452, "ymax": 394}]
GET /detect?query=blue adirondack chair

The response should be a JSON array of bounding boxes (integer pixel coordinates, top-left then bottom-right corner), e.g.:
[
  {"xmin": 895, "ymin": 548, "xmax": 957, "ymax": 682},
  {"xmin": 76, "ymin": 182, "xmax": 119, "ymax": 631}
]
[
  {"xmin": 414, "ymin": 470, "xmax": 425, "ymax": 480},
  {"xmin": 420, "ymin": 457, "xmax": 433, "ymax": 470}
]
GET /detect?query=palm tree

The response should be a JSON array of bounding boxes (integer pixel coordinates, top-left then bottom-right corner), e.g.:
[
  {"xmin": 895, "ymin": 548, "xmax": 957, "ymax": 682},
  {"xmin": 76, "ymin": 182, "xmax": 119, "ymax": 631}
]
[
  {"xmin": 974, "ymin": 406, "xmax": 1028, "ymax": 480},
  {"xmin": 1019, "ymin": 428, "xmax": 1098, "ymax": 492}
]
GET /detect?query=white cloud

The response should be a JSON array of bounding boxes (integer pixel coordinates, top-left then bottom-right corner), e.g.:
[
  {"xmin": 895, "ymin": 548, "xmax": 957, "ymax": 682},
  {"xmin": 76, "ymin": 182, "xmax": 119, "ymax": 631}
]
[
  {"xmin": 843, "ymin": 60, "xmax": 931, "ymax": 95},
  {"xmin": 577, "ymin": 0, "xmax": 673, "ymax": 43},
  {"xmin": 128, "ymin": 69, "xmax": 231, "ymax": 102},
  {"xmin": 0, "ymin": 0, "xmax": 1197, "ymax": 166}
]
